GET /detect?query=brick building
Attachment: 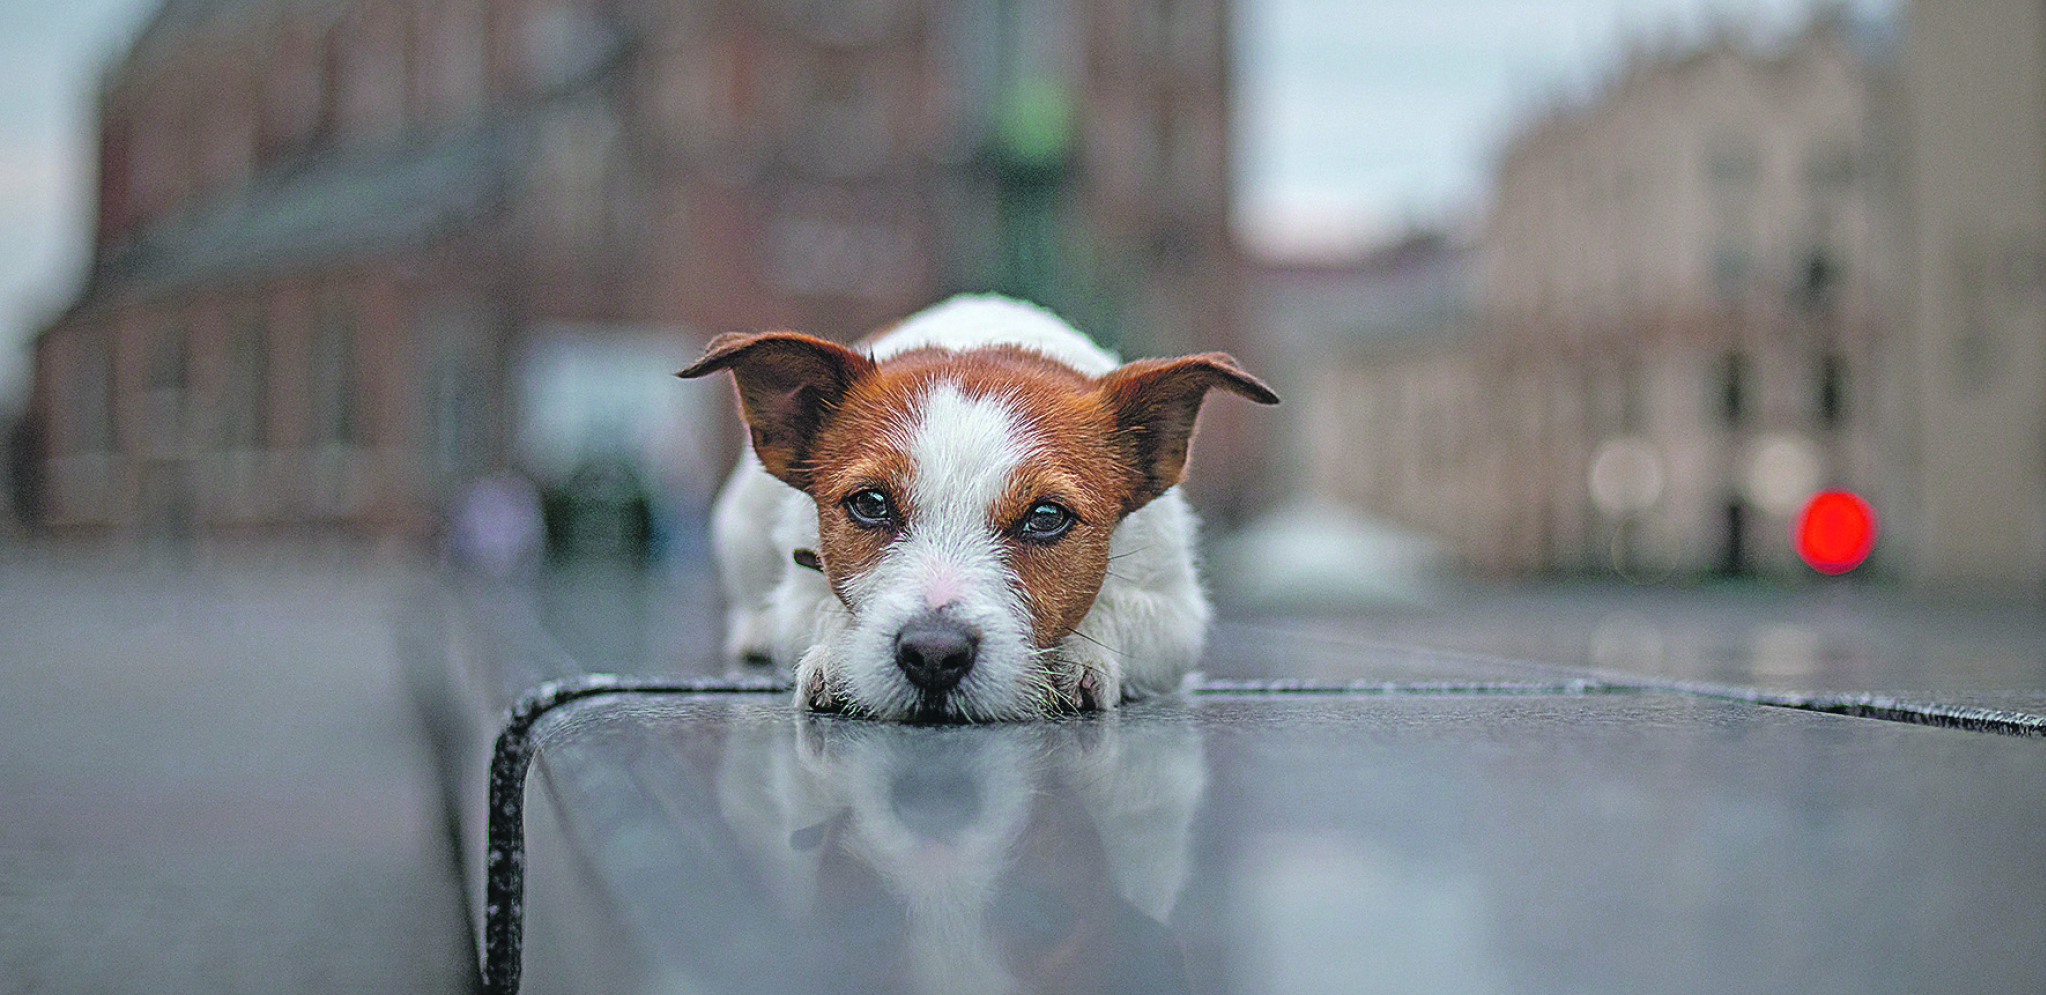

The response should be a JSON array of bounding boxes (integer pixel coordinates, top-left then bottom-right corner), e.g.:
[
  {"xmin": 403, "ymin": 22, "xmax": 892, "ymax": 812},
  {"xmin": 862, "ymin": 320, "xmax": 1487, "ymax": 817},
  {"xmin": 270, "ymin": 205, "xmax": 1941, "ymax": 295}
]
[{"xmin": 26, "ymin": 0, "xmax": 1243, "ymax": 546}]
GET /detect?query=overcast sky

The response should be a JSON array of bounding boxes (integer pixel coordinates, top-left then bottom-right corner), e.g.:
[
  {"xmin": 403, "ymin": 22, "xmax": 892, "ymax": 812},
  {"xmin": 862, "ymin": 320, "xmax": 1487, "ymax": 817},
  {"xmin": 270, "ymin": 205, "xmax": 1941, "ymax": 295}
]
[
  {"xmin": 1234, "ymin": 0, "xmax": 1899, "ymax": 255},
  {"xmin": 0, "ymin": 0, "xmax": 1898, "ymax": 409}
]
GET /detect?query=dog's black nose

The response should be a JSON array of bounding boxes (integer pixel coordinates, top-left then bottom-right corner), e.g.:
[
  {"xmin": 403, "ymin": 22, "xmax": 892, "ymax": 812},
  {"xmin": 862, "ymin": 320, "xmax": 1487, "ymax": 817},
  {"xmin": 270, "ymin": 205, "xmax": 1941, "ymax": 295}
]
[{"xmin": 895, "ymin": 614, "xmax": 978, "ymax": 693}]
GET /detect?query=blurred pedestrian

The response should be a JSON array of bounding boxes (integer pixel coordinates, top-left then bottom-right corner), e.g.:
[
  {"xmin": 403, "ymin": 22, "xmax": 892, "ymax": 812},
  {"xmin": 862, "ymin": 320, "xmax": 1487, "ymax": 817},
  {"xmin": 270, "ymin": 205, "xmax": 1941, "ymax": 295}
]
[{"xmin": 450, "ymin": 469, "xmax": 544, "ymax": 579}]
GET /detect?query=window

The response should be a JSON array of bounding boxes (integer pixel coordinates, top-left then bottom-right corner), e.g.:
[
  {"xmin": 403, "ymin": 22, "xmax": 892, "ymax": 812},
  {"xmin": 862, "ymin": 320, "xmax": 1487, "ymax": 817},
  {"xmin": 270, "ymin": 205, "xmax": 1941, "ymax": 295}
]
[
  {"xmin": 1721, "ymin": 497, "xmax": 1750, "ymax": 575},
  {"xmin": 335, "ymin": 13, "xmax": 407, "ymax": 138},
  {"xmin": 144, "ymin": 325, "xmax": 189, "ymax": 454},
  {"xmin": 1159, "ymin": 0, "xmax": 1217, "ymax": 74},
  {"xmin": 1814, "ymin": 353, "xmax": 1846, "ymax": 429},
  {"xmin": 260, "ymin": 26, "xmax": 324, "ymax": 158},
  {"xmin": 421, "ymin": 315, "xmax": 488, "ymax": 486},
  {"xmin": 1716, "ymin": 351, "xmax": 1748, "ymax": 428},
  {"xmin": 69, "ymin": 328, "xmax": 114, "ymax": 453},
  {"xmin": 310, "ymin": 304, "xmax": 361, "ymax": 446},
  {"xmin": 798, "ymin": 58, "xmax": 890, "ymax": 177},
  {"xmin": 221, "ymin": 320, "xmax": 270, "ymax": 450},
  {"xmin": 1796, "ymin": 249, "xmax": 1837, "ymax": 312},
  {"xmin": 1804, "ymin": 142, "xmax": 1856, "ymax": 191},
  {"xmin": 414, "ymin": 0, "xmax": 486, "ymax": 123}
]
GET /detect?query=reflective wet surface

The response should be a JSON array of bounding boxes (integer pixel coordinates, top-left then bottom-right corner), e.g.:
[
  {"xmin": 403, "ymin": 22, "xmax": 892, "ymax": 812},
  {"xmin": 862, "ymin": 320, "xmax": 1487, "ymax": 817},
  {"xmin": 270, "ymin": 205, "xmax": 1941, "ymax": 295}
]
[
  {"xmin": 411, "ymin": 565, "xmax": 2046, "ymax": 993},
  {"xmin": 1224, "ymin": 583, "xmax": 2046, "ymax": 716},
  {"xmin": 510, "ymin": 691, "xmax": 2046, "ymax": 995},
  {"xmin": 521, "ymin": 566, "xmax": 2046, "ymax": 715},
  {"xmin": 7, "ymin": 532, "xmax": 2040, "ymax": 995}
]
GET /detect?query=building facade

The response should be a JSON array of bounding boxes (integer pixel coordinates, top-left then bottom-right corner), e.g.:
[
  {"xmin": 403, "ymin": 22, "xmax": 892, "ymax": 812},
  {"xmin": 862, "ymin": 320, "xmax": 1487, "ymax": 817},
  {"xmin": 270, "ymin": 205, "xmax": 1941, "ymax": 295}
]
[
  {"xmin": 1899, "ymin": 0, "xmax": 2046, "ymax": 598},
  {"xmin": 1251, "ymin": 232, "xmax": 1491, "ymax": 565},
  {"xmin": 26, "ymin": 0, "xmax": 1244, "ymax": 546},
  {"xmin": 1476, "ymin": 13, "xmax": 1904, "ymax": 577}
]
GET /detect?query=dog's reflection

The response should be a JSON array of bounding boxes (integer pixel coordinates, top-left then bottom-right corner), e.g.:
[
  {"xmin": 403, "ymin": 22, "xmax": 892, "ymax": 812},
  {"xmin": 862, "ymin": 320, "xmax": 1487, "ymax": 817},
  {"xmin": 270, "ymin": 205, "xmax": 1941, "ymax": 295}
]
[{"xmin": 717, "ymin": 709, "xmax": 1205, "ymax": 995}]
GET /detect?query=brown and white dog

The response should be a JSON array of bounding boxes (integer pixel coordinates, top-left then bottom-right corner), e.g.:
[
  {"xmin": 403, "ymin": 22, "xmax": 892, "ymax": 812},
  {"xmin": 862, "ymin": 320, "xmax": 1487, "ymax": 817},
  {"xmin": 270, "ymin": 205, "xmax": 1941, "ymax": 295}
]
[{"xmin": 680, "ymin": 295, "xmax": 1277, "ymax": 721}]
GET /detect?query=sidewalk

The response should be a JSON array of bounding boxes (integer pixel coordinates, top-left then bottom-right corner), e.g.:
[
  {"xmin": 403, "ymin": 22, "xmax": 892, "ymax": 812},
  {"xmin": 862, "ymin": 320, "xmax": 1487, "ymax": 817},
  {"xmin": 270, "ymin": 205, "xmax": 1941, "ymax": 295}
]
[
  {"xmin": 0, "ymin": 551, "xmax": 468, "ymax": 994},
  {"xmin": 432, "ymin": 568, "xmax": 2045, "ymax": 995}
]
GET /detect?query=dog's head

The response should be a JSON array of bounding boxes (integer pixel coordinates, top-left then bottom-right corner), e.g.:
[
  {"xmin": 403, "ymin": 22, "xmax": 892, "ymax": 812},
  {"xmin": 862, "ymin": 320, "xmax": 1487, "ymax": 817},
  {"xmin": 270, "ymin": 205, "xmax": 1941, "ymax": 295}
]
[{"xmin": 681, "ymin": 326, "xmax": 1275, "ymax": 721}]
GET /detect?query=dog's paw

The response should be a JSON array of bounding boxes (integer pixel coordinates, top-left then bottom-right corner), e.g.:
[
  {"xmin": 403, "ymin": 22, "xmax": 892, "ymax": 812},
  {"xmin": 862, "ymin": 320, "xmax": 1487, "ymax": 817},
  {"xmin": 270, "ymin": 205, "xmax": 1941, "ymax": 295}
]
[
  {"xmin": 794, "ymin": 646, "xmax": 848, "ymax": 713},
  {"xmin": 1055, "ymin": 641, "xmax": 1124, "ymax": 713}
]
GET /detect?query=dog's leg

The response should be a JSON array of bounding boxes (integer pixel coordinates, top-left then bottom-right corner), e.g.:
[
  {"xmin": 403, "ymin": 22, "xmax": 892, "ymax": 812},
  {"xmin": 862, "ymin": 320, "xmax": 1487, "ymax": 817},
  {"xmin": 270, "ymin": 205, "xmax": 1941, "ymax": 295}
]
[
  {"xmin": 1060, "ymin": 489, "xmax": 1212, "ymax": 707},
  {"xmin": 710, "ymin": 456, "xmax": 800, "ymax": 666},
  {"xmin": 1064, "ymin": 581, "xmax": 1210, "ymax": 705},
  {"xmin": 792, "ymin": 619, "xmax": 850, "ymax": 712}
]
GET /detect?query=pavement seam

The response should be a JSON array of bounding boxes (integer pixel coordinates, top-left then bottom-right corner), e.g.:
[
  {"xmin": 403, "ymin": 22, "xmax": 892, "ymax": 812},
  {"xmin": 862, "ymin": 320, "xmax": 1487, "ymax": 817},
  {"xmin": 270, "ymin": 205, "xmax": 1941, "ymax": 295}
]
[{"xmin": 1647, "ymin": 679, "xmax": 2046, "ymax": 739}]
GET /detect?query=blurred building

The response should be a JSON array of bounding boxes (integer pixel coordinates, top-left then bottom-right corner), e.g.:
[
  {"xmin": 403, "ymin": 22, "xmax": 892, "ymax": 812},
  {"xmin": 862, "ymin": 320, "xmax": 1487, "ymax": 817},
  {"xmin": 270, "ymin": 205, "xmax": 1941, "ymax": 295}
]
[
  {"xmin": 1476, "ymin": 12, "xmax": 1904, "ymax": 577},
  {"xmin": 1899, "ymin": 0, "xmax": 2046, "ymax": 599},
  {"xmin": 25, "ymin": 0, "xmax": 1243, "ymax": 546},
  {"xmin": 1252, "ymin": 232, "xmax": 1488, "ymax": 564}
]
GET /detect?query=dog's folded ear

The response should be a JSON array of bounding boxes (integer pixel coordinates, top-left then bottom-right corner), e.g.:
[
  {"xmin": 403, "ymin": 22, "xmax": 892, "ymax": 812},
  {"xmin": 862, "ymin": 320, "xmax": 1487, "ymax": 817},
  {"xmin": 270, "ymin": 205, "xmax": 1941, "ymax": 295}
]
[
  {"xmin": 1097, "ymin": 352, "xmax": 1279, "ymax": 514},
  {"xmin": 680, "ymin": 331, "xmax": 875, "ymax": 490}
]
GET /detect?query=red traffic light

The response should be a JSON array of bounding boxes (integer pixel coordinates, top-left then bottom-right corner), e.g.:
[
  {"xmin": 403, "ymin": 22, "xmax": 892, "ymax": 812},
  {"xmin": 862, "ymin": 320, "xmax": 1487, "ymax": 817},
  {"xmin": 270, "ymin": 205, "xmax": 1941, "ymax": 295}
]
[{"xmin": 1794, "ymin": 491, "xmax": 1877, "ymax": 574}]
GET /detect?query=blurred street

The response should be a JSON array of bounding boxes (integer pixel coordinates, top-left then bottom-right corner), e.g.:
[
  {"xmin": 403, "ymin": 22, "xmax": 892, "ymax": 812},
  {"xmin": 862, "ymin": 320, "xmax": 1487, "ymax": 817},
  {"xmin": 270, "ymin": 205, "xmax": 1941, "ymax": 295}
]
[{"xmin": 0, "ymin": 549, "xmax": 468, "ymax": 994}]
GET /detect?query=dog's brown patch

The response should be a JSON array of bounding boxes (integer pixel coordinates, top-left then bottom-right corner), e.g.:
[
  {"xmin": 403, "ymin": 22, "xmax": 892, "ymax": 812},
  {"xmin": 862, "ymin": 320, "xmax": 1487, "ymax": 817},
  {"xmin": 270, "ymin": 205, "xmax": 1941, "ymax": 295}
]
[
  {"xmin": 676, "ymin": 331, "xmax": 875, "ymax": 491},
  {"xmin": 1096, "ymin": 352, "xmax": 1280, "ymax": 515}
]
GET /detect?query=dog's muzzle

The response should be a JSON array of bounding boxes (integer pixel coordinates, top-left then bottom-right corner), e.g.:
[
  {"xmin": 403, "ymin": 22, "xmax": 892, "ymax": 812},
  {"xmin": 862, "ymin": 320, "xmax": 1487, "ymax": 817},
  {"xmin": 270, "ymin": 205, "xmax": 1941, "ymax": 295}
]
[{"xmin": 893, "ymin": 612, "xmax": 979, "ymax": 694}]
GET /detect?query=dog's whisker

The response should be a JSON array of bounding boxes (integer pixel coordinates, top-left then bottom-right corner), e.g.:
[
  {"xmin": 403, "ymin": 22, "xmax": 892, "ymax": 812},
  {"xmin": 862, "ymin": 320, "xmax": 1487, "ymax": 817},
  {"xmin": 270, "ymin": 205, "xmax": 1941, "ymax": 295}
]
[
  {"xmin": 1107, "ymin": 545, "xmax": 1155, "ymax": 561},
  {"xmin": 1067, "ymin": 627, "xmax": 1122, "ymax": 658}
]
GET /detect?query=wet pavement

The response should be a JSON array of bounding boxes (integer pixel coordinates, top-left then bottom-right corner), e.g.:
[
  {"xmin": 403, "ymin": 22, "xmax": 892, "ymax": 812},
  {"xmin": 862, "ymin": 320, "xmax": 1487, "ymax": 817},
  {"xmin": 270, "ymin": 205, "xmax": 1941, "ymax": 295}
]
[
  {"xmin": 520, "ymin": 565, "xmax": 2046, "ymax": 711},
  {"xmin": 427, "ymin": 565, "xmax": 2046, "ymax": 994},
  {"xmin": 503, "ymin": 690, "xmax": 2044, "ymax": 995},
  {"xmin": 0, "ymin": 550, "xmax": 469, "ymax": 995},
  {"xmin": 6, "ymin": 548, "xmax": 2042, "ymax": 994},
  {"xmin": 1230, "ymin": 581, "xmax": 2046, "ymax": 716}
]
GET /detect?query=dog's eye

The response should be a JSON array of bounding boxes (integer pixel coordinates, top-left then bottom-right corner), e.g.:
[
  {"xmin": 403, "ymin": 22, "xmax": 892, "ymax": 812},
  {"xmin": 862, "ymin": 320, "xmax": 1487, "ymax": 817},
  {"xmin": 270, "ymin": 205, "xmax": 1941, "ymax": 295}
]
[
  {"xmin": 1017, "ymin": 501, "xmax": 1075, "ymax": 542},
  {"xmin": 844, "ymin": 489, "xmax": 896, "ymax": 528}
]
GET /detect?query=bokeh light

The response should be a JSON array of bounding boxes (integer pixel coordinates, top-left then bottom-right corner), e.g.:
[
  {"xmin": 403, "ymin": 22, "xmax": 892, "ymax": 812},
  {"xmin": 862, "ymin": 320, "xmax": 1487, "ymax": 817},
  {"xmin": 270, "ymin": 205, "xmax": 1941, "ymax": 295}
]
[{"xmin": 1793, "ymin": 490, "xmax": 1878, "ymax": 575}]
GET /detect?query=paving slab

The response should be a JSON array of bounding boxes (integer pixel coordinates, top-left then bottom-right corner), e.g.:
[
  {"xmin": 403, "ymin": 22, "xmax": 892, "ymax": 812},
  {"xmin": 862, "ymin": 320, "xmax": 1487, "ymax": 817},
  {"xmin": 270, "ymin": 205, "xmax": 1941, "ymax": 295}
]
[
  {"xmin": 495, "ymin": 690, "xmax": 2044, "ymax": 995},
  {"xmin": 423, "ymin": 573, "xmax": 2046, "ymax": 993},
  {"xmin": 508, "ymin": 569, "xmax": 2046, "ymax": 723},
  {"xmin": 1225, "ymin": 582, "xmax": 2046, "ymax": 724}
]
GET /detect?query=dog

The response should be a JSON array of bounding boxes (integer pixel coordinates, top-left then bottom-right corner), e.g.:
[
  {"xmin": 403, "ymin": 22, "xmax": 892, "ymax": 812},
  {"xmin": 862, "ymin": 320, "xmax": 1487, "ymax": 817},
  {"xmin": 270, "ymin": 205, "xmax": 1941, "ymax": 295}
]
[{"xmin": 679, "ymin": 295, "xmax": 1277, "ymax": 721}]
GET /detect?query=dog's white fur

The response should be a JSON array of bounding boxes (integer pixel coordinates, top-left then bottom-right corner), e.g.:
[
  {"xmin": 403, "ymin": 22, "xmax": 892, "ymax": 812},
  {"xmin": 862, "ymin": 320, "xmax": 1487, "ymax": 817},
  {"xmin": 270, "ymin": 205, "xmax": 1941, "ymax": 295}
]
[{"xmin": 710, "ymin": 296, "xmax": 1214, "ymax": 719}]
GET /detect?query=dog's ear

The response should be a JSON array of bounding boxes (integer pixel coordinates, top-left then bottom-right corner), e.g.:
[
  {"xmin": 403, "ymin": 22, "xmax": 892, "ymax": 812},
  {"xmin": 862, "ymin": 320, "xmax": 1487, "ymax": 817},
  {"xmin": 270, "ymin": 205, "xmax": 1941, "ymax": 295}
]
[
  {"xmin": 680, "ymin": 331, "xmax": 875, "ymax": 490},
  {"xmin": 1097, "ymin": 352, "xmax": 1279, "ymax": 514}
]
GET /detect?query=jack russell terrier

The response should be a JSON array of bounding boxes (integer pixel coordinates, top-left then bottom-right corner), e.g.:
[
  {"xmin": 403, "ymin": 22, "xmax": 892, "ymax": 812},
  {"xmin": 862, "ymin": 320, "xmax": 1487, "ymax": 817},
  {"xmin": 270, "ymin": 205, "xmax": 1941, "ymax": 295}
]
[{"xmin": 680, "ymin": 295, "xmax": 1277, "ymax": 721}]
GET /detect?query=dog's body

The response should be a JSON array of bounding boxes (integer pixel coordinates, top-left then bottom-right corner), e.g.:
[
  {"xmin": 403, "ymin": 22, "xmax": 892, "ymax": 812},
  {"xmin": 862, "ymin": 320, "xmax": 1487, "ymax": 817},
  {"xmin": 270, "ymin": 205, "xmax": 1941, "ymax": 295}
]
[{"xmin": 683, "ymin": 295, "xmax": 1275, "ymax": 721}]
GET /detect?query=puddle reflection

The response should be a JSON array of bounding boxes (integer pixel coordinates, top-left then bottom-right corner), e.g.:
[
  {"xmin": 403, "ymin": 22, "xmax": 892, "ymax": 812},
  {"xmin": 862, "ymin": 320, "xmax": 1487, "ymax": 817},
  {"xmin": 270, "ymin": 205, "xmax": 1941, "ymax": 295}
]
[{"xmin": 716, "ymin": 708, "xmax": 1206, "ymax": 995}]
